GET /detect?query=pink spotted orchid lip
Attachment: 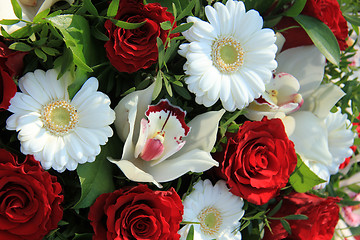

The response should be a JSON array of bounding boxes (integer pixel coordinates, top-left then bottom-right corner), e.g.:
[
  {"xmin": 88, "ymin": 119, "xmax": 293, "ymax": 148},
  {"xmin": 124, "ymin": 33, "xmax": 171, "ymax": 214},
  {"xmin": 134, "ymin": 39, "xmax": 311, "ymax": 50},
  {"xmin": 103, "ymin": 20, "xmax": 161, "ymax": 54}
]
[
  {"xmin": 134, "ymin": 99, "xmax": 191, "ymax": 165},
  {"xmin": 343, "ymin": 193, "xmax": 360, "ymax": 227}
]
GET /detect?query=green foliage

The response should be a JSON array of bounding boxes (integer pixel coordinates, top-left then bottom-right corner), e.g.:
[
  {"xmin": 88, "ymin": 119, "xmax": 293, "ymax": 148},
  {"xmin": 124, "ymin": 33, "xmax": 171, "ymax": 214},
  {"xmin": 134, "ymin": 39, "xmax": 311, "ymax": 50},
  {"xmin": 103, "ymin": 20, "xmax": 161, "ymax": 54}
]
[
  {"xmin": 294, "ymin": 14, "xmax": 341, "ymax": 66},
  {"xmin": 289, "ymin": 155, "xmax": 326, "ymax": 193},
  {"xmin": 74, "ymin": 135, "xmax": 122, "ymax": 209}
]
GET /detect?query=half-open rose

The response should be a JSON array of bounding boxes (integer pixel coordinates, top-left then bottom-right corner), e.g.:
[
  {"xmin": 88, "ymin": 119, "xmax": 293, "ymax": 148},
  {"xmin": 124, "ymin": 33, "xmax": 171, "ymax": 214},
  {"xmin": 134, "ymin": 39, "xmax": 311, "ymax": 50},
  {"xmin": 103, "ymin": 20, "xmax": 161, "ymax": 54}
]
[{"xmin": 109, "ymin": 84, "xmax": 224, "ymax": 187}]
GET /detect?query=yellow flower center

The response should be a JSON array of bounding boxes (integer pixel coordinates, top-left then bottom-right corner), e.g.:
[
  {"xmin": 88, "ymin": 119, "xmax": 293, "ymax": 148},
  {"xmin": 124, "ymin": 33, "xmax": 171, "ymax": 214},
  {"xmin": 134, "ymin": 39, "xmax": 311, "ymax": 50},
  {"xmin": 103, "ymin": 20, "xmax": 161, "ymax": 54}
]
[
  {"xmin": 198, "ymin": 206, "xmax": 223, "ymax": 236},
  {"xmin": 41, "ymin": 100, "xmax": 78, "ymax": 136},
  {"xmin": 211, "ymin": 36, "xmax": 244, "ymax": 74}
]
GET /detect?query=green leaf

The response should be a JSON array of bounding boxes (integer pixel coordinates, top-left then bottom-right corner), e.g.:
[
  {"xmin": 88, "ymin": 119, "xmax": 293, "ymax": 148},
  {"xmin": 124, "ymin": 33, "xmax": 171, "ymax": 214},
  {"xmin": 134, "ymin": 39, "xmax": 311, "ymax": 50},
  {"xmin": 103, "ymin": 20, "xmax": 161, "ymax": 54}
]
[
  {"xmin": 157, "ymin": 37, "xmax": 165, "ymax": 69},
  {"xmin": 160, "ymin": 21, "xmax": 172, "ymax": 30},
  {"xmin": 8, "ymin": 42, "xmax": 32, "ymax": 51},
  {"xmin": 343, "ymin": 13, "xmax": 360, "ymax": 26},
  {"xmin": 53, "ymin": 47, "xmax": 74, "ymax": 80},
  {"xmin": 294, "ymin": 14, "xmax": 340, "ymax": 65},
  {"xmin": 268, "ymin": 200, "xmax": 283, "ymax": 217},
  {"xmin": 186, "ymin": 225, "xmax": 195, "ymax": 240},
  {"xmin": 283, "ymin": 214, "xmax": 308, "ymax": 220},
  {"xmin": 340, "ymin": 200, "xmax": 360, "ymax": 206},
  {"xmin": 111, "ymin": 19, "xmax": 146, "ymax": 29},
  {"xmin": 173, "ymin": 82, "xmax": 191, "ymax": 100},
  {"xmin": 152, "ymin": 71, "xmax": 163, "ymax": 100},
  {"xmin": 10, "ymin": 25, "xmax": 33, "ymax": 38},
  {"xmin": 163, "ymin": 73, "xmax": 173, "ymax": 97},
  {"xmin": 84, "ymin": 0, "xmax": 99, "ymax": 16},
  {"xmin": 73, "ymin": 233, "xmax": 93, "ymax": 240},
  {"xmin": 48, "ymin": 14, "xmax": 96, "ymax": 97},
  {"xmin": 41, "ymin": 46, "xmax": 60, "ymax": 56},
  {"xmin": 282, "ymin": 0, "xmax": 306, "ymax": 17},
  {"xmin": 289, "ymin": 155, "xmax": 326, "ymax": 193},
  {"xmin": 107, "ymin": 0, "xmax": 120, "ymax": 18},
  {"xmin": 0, "ymin": 19, "xmax": 20, "ymax": 25},
  {"xmin": 280, "ymin": 219, "xmax": 292, "ymax": 235},
  {"xmin": 34, "ymin": 48, "xmax": 47, "ymax": 62},
  {"xmin": 171, "ymin": 22, "xmax": 194, "ymax": 34},
  {"xmin": 33, "ymin": 8, "xmax": 50, "ymax": 23},
  {"xmin": 176, "ymin": 0, "xmax": 196, "ymax": 21},
  {"xmin": 11, "ymin": 0, "xmax": 22, "ymax": 19},
  {"xmin": 73, "ymin": 135, "xmax": 121, "ymax": 209}
]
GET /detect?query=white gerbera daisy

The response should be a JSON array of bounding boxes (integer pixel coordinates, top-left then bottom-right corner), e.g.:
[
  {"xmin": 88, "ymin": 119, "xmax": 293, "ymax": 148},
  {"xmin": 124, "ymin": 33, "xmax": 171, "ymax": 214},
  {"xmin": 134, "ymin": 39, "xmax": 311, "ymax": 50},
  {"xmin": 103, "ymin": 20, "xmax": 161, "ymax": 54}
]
[
  {"xmin": 6, "ymin": 69, "xmax": 115, "ymax": 172},
  {"xmin": 179, "ymin": 179, "xmax": 245, "ymax": 240},
  {"xmin": 178, "ymin": 0, "xmax": 277, "ymax": 111}
]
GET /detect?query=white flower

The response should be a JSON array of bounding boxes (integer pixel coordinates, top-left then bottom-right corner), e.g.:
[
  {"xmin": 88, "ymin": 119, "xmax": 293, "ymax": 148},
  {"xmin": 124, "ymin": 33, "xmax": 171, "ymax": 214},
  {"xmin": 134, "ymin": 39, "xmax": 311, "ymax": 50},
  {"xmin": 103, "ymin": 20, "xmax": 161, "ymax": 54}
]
[
  {"xmin": 178, "ymin": 0, "xmax": 277, "ymax": 111},
  {"xmin": 109, "ymin": 84, "xmax": 225, "ymax": 187},
  {"xmin": 0, "ymin": 0, "xmax": 74, "ymax": 34},
  {"xmin": 248, "ymin": 45, "xmax": 354, "ymax": 184},
  {"xmin": 6, "ymin": 69, "xmax": 115, "ymax": 172},
  {"xmin": 178, "ymin": 179, "xmax": 245, "ymax": 240}
]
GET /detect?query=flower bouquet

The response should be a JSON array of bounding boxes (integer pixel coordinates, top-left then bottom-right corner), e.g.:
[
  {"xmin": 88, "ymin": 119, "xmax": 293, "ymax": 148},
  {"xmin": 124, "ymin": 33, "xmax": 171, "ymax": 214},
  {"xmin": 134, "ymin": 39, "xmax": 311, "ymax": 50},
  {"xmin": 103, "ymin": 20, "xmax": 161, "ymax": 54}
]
[{"xmin": 0, "ymin": 0, "xmax": 360, "ymax": 239}]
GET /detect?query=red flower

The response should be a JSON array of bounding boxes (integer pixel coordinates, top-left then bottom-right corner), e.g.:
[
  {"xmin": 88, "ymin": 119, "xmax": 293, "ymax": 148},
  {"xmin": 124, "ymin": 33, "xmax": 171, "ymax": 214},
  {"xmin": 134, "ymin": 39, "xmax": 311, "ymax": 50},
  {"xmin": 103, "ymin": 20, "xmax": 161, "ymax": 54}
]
[
  {"xmin": 277, "ymin": 0, "xmax": 348, "ymax": 51},
  {"xmin": 0, "ymin": 42, "xmax": 27, "ymax": 110},
  {"xmin": 214, "ymin": 117, "xmax": 297, "ymax": 205},
  {"xmin": 263, "ymin": 192, "xmax": 340, "ymax": 240},
  {"xmin": 88, "ymin": 184, "xmax": 183, "ymax": 240},
  {"xmin": 0, "ymin": 148, "xmax": 63, "ymax": 240},
  {"xmin": 104, "ymin": 0, "xmax": 177, "ymax": 73}
]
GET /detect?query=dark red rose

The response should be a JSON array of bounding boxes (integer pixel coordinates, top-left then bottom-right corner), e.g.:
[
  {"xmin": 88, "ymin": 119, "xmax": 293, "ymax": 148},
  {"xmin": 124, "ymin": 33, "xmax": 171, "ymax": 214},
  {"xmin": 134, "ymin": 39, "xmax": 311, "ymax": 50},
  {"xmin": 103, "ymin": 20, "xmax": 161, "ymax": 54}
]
[
  {"xmin": 214, "ymin": 117, "xmax": 297, "ymax": 205},
  {"xmin": 104, "ymin": 0, "xmax": 177, "ymax": 73},
  {"xmin": 277, "ymin": 0, "xmax": 348, "ymax": 51},
  {"xmin": 88, "ymin": 184, "xmax": 183, "ymax": 240},
  {"xmin": 0, "ymin": 42, "xmax": 27, "ymax": 110},
  {"xmin": 0, "ymin": 148, "xmax": 63, "ymax": 240},
  {"xmin": 263, "ymin": 192, "xmax": 340, "ymax": 240}
]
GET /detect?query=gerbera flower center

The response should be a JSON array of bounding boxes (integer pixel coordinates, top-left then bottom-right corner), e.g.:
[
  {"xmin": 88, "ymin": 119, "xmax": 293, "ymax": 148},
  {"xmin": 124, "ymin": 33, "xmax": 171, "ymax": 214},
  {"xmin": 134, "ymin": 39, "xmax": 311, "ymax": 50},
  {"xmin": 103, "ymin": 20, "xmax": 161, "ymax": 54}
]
[
  {"xmin": 41, "ymin": 100, "xmax": 78, "ymax": 136},
  {"xmin": 211, "ymin": 36, "xmax": 244, "ymax": 74},
  {"xmin": 198, "ymin": 206, "xmax": 223, "ymax": 236}
]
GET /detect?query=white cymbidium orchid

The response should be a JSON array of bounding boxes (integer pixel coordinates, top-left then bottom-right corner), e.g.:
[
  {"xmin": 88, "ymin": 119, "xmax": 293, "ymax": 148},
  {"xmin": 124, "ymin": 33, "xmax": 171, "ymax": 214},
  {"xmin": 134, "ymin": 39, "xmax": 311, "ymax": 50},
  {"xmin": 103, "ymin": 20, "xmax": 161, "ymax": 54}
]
[
  {"xmin": 1, "ymin": 0, "xmax": 74, "ymax": 34},
  {"xmin": 246, "ymin": 44, "xmax": 354, "ymax": 184},
  {"xmin": 109, "ymin": 84, "xmax": 225, "ymax": 187}
]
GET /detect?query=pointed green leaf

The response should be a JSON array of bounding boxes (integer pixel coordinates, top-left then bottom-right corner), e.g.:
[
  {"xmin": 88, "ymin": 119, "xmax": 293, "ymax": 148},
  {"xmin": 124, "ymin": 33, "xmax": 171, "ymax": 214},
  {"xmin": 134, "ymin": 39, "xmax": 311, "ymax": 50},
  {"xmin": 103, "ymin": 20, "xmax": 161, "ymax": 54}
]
[
  {"xmin": 0, "ymin": 19, "xmax": 20, "ymax": 25},
  {"xmin": 84, "ymin": 0, "xmax": 99, "ymax": 16},
  {"xmin": 160, "ymin": 21, "xmax": 172, "ymax": 30},
  {"xmin": 34, "ymin": 48, "xmax": 47, "ymax": 62},
  {"xmin": 289, "ymin": 155, "xmax": 326, "ymax": 193},
  {"xmin": 73, "ymin": 136, "xmax": 121, "ymax": 209},
  {"xmin": 11, "ymin": 0, "xmax": 22, "ymax": 19},
  {"xmin": 186, "ymin": 225, "xmax": 195, "ymax": 240},
  {"xmin": 171, "ymin": 22, "xmax": 194, "ymax": 34},
  {"xmin": 33, "ymin": 8, "xmax": 50, "ymax": 23},
  {"xmin": 280, "ymin": 219, "xmax": 292, "ymax": 235},
  {"xmin": 343, "ymin": 13, "xmax": 360, "ymax": 26},
  {"xmin": 282, "ymin": 0, "xmax": 306, "ymax": 17},
  {"xmin": 294, "ymin": 14, "xmax": 340, "ymax": 65},
  {"xmin": 152, "ymin": 71, "xmax": 163, "ymax": 100},
  {"xmin": 8, "ymin": 42, "xmax": 32, "ymax": 51},
  {"xmin": 111, "ymin": 19, "xmax": 146, "ymax": 29},
  {"xmin": 176, "ymin": 0, "xmax": 196, "ymax": 21},
  {"xmin": 107, "ymin": 0, "xmax": 120, "ymax": 17},
  {"xmin": 284, "ymin": 214, "xmax": 308, "ymax": 220}
]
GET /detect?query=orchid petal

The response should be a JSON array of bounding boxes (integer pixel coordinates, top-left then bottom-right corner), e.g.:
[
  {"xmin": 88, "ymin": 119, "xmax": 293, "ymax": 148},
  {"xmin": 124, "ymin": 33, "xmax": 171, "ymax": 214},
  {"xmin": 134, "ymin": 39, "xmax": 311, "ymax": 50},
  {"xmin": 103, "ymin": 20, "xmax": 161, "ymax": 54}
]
[
  {"xmin": 301, "ymin": 83, "xmax": 345, "ymax": 119},
  {"xmin": 276, "ymin": 45, "xmax": 325, "ymax": 99},
  {"xmin": 287, "ymin": 111, "xmax": 332, "ymax": 167},
  {"xmin": 146, "ymin": 149, "xmax": 219, "ymax": 183},
  {"xmin": 173, "ymin": 109, "xmax": 225, "ymax": 157},
  {"xmin": 134, "ymin": 118, "xmax": 149, "ymax": 158},
  {"xmin": 108, "ymin": 157, "xmax": 161, "ymax": 188},
  {"xmin": 114, "ymin": 83, "xmax": 154, "ymax": 142}
]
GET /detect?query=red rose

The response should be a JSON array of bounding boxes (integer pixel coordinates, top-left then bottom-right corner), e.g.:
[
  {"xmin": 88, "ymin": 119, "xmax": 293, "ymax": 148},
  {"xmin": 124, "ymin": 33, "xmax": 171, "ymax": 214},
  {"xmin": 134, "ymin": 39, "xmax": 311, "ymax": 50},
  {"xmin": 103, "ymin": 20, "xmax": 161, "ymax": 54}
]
[
  {"xmin": 263, "ymin": 192, "xmax": 340, "ymax": 240},
  {"xmin": 88, "ymin": 184, "xmax": 183, "ymax": 240},
  {"xmin": 277, "ymin": 0, "xmax": 348, "ymax": 51},
  {"xmin": 0, "ymin": 42, "xmax": 27, "ymax": 110},
  {"xmin": 214, "ymin": 117, "xmax": 297, "ymax": 205},
  {"xmin": 104, "ymin": 0, "xmax": 177, "ymax": 73},
  {"xmin": 0, "ymin": 148, "xmax": 63, "ymax": 240}
]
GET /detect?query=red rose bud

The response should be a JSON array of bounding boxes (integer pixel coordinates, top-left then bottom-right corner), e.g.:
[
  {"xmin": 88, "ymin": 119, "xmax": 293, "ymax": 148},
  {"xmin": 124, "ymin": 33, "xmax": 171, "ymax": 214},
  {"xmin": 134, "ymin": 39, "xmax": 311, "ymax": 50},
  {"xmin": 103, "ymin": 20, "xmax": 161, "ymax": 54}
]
[
  {"xmin": 263, "ymin": 192, "xmax": 340, "ymax": 240},
  {"xmin": 104, "ymin": 0, "xmax": 178, "ymax": 73},
  {"xmin": 0, "ymin": 148, "xmax": 63, "ymax": 240},
  {"xmin": 213, "ymin": 117, "xmax": 297, "ymax": 205},
  {"xmin": 88, "ymin": 184, "xmax": 183, "ymax": 240},
  {"xmin": 277, "ymin": 0, "xmax": 348, "ymax": 51}
]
